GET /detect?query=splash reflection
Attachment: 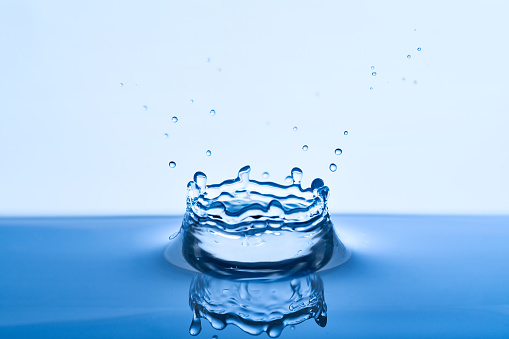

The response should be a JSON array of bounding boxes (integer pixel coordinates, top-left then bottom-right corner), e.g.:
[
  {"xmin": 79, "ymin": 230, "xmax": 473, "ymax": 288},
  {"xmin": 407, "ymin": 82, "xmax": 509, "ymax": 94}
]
[{"xmin": 188, "ymin": 273, "xmax": 327, "ymax": 337}]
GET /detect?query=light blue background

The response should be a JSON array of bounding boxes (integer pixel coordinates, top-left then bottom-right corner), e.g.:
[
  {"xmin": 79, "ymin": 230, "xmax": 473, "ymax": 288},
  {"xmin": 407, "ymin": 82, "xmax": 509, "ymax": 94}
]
[{"xmin": 1, "ymin": 0, "xmax": 508, "ymax": 216}]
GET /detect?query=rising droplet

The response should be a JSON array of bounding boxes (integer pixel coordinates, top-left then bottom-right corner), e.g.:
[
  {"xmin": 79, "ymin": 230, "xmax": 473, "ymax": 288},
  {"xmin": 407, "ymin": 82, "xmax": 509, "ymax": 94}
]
[
  {"xmin": 293, "ymin": 126, "xmax": 298, "ymax": 131},
  {"xmin": 206, "ymin": 150, "xmax": 211, "ymax": 156},
  {"xmin": 372, "ymin": 72, "xmax": 376, "ymax": 76},
  {"xmin": 302, "ymin": 145, "xmax": 308, "ymax": 151},
  {"xmin": 417, "ymin": 47, "xmax": 421, "ymax": 51},
  {"xmin": 262, "ymin": 172, "xmax": 269, "ymax": 179},
  {"xmin": 143, "ymin": 105, "xmax": 148, "ymax": 110},
  {"xmin": 172, "ymin": 116, "xmax": 178, "ymax": 123},
  {"xmin": 335, "ymin": 148, "xmax": 342, "ymax": 155},
  {"xmin": 210, "ymin": 109, "xmax": 216, "ymax": 116},
  {"xmin": 169, "ymin": 161, "xmax": 176, "ymax": 168},
  {"xmin": 344, "ymin": 131, "xmax": 348, "ymax": 135},
  {"xmin": 407, "ymin": 55, "xmax": 411, "ymax": 59},
  {"xmin": 329, "ymin": 163, "xmax": 337, "ymax": 172}
]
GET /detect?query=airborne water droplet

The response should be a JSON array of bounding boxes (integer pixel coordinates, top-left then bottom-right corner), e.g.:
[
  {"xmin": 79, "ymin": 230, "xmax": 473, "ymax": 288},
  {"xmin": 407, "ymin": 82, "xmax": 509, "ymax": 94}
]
[
  {"xmin": 344, "ymin": 131, "xmax": 348, "ymax": 135},
  {"xmin": 370, "ymin": 87, "xmax": 373, "ymax": 90},
  {"xmin": 371, "ymin": 66, "xmax": 375, "ymax": 70},
  {"xmin": 210, "ymin": 109, "xmax": 216, "ymax": 116},
  {"xmin": 143, "ymin": 105, "xmax": 148, "ymax": 110},
  {"xmin": 329, "ymin": 163, "xmax": 337, "ymax": 172},
  {"xmin": 302, "ymin": 145, "xmax": 308, "ymax": 151},
  {"xmin": 407, "ymin": 55, "xmax": 411, "ymax": 59},
  {"xmin": 169, "ymin": 161, "xmax": 176, "ymax": 168},
  {"xmin": 417, "ymin": 47, "xmax": 421, "ymax": 51},
  {"xmin": 120, "ymin": 83, "xmax": 124, "ymax": 86},
  {"xmin": 293, "ymin": 126, "xmax": 298, "ymax": 132},
  {"xmin": 206, "ymin": 150, "xmax": 211, "ymax": 156},
  {"xmin": 172, "ymin": 116, "xmax": 178, "ymax": 123},
  {"xmin": 335, "ymin": 148, "xmax": 342, "ymax": 155},
  {"xmin": 262, "ymin": 172, "xmax": 269, "ymax": 179},
  {"xmin": 164, "ymin": 133, "xmax": 169, "ymax": 138},
  {"xmin": 372, "ymin": 72, "xmax": 376, "ymax": 76}
]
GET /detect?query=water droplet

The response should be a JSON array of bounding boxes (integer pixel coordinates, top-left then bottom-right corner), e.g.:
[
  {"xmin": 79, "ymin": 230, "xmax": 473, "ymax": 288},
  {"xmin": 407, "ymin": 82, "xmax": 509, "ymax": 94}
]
[
  {"xmin": 344, "ymin": 131, "xmax": 348, "ymax": 135},
  {"xmin": 190, "ymin": 99, "xmax": 194, "ymax": 103},
  {"xmin": 413, "ymin": 28, "xmax": 417, "ymax": 31},
  {"xmin": 413, "ymin": 80, "xmax": 418, "ymax": 85},
  {"xmin": 329, "ymin": 163, "xmax": 337, "ymax": 172},
  {"xmin": 372, "ymin": 72, "xmax": 376, "ymax": 76},
  {"xmin": 172, "ymin": 116, "xmax": 178, "ymax": 123},
  {"xmin": 293, "ymin": 126, "xmax": 298, "ymax": 131},
  {"xmin": 285, "ymin": 176, "xmax": 293, "ymax": 184},
  {"xmin": 407, "ymin": 55, "xmax": 411, "ymax": 59},
  {"xmin": 371, "ymin": 66, "xmax": 375, "ymax": 70},
  {"xmin": 402, "ymin": 77, "xmax": 406, "ymax": 81},
  {"xmin": 335, "ymin": 148, "xmax": 342, "ymax": 155},
  {"xmin": 417, "ymin": 47, "xmax": 421, "ymax": 51},
  {"xmin": 164, "ymin": 133, "xmax": 169, "ymax": 138},
  {"xmin": 207, "ymin": 57, "xmax": 211, "ymax": 62},
  {"xmin": 217, "ymin": 68, "xmax": 222, "ymax": 72},
  {"xmin": 212, "ymin": 336, "xmax": 218, "ymax": 339},
  {"xmin": 210, "ymin": 109, "xmax": 216, "ymax": 116},
  {"xmin": 169, "ymin": 231, "xmax": 180, "ymax": 240},
  {"xmin": 302, "ymin": 145, "xmax": 308, "ymax": 151},
  {"xmin": 262, "ymin": 172, "xmax": 269, "ymax": 179},
  {"xmin": 290, "ymin": 325, "xmax": 295, "ymax": 331},
  {"xmin": 206, "ymin": 150, "xmax": 211, "ymax": 156},
  {"xmin": 120, "ymin": 83, "xmax": 124, "ymax": 86},
  {"xmin": 369, "ymin": 87, "xmax": 373, "ymax": 90},
  {"xmin": 143, "ymin": 105, "xmax": 148, "ymax": 110},
  {"xmin": 169, "ymin": 161, "xmax": 176, "ymax": 168},
  {"xmin": 189, "ymin": 310, "xmax": 202, "ymax": 336}
]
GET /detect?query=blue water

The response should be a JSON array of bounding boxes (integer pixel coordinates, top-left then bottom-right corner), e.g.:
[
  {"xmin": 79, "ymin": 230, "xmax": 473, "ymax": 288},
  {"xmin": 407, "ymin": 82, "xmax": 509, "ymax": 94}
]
[{"xmin": 1, "ymin": 215, "xmax": 509, "ymax": 338}]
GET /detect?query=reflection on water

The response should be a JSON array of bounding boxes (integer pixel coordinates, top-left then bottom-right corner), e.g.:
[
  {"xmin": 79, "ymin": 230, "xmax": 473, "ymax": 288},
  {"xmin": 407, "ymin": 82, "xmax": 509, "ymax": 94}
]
[{"xmin": 188, "ymin": 273, "xmax": 327, "ymax": 337}]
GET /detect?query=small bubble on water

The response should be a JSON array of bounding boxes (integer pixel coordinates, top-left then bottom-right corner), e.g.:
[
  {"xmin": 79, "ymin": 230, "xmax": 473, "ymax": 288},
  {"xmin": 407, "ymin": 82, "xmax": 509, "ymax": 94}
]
[
  {"xmin": 262, "ymin": 172, "xmax": 269, "ymax": 179},
  {"xmin": 293, "ymin": 126, "xmax": 298, "ymax": 131},
  {"xmin": 206, "ymin": 150, "xmax": 211, "ymax": 156},
  {"xmin": 329, "ymin": 163, "xmax": 337, "ymax": 172},
  {"xmin": 344, "ymin": 131, "xmax": 348, "ymax": 135},
  {"xmin": 371, "ymin": 66, "xmax": 375, "ymax": 70},
  {"xmin": 417, "ymin": 47, "xmax": 421, "ymax": 51},
  {"xmin": 172, "ymin": 116, "xmax": 178, "ymax": 123},
  {"xmin": 210, "ymin": 109, "xmax": 216, "ymax": 116},
  {"xmin": 372, "ymin": 72, "xmax": 377, "ymax": 76},
  {"xmin": 169, "ymin": 161, "xmax": 176, "ymax": 168},
  {"xmin": 143, "ymin": 105, "xmax": 148, "ymax": 110},
  {"xmin": 302, "ymin": 145, "xmax": 308, "ymax": 151},
  {"xmin": 335, "ymin": 148, "xmax": 342, "ymax": 155}
]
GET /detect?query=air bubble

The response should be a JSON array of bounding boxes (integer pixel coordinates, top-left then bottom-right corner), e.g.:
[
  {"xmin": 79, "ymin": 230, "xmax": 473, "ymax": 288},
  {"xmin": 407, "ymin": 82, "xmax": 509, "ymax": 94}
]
[
  {"xmin": 169, "ymin": 161, "xmax": 176, "ymax": 168},
  {"xmin": 335, "ymin": 148, "xmax": 342, "ymax": 155},
  {"xmin": 329, "ymin": 163, "xmax": 337, "ymax": 172},
  {"xmin": 302, "ymin": 145, "xmax": 308, "ymax": 151},
  {"xmin": 172, "ymin": 116, "xmax": 178, "ymax": 123}
]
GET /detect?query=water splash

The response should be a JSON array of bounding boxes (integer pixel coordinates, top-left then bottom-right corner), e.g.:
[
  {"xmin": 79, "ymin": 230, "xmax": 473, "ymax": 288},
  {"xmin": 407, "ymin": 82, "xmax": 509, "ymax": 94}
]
[
  {"xmin": 171, "ymin": 166, "xmax": 348, "ymax": 278},
  {"xmin": 188, "ymin": 273, "xmax": 327, "ymax": 337}
]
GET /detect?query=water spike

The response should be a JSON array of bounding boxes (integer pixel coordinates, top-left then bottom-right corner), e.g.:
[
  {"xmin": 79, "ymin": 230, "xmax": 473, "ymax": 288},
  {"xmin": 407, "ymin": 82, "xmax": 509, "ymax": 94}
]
[
  {"xmin": 193, "ymin": 172, "xmax": 207, "ymax": 193},
  {"xmin": 291, "ymin": 167, "xmax": 303, "ymax": 186}
]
